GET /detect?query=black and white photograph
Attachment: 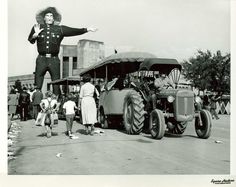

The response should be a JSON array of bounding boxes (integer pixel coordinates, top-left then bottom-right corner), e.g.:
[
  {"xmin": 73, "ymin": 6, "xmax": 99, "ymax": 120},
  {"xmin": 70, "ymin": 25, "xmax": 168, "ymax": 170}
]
[{"xmin": 1, "ymin": 0, "xmax": 235, "ymax": 186}]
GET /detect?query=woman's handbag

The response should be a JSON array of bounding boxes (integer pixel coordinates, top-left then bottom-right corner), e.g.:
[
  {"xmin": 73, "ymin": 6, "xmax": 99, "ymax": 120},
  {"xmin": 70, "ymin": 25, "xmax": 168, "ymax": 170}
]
[{"xmin": 35, "ymin": 111, "xmax": 45, "ymax": 126}]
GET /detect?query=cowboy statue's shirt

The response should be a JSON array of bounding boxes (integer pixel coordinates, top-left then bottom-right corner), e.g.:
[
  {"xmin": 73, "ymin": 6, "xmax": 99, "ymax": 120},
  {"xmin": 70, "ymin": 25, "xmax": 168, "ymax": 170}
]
[{"xmin": 28, "ymin": 25, "xmax": 88, "ymax": 55}]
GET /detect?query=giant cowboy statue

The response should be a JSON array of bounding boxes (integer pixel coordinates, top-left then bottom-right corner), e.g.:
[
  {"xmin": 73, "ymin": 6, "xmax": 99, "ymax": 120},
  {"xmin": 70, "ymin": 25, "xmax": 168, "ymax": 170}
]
[{"xmin": 28, "ymin": 7, "xmax": 97, "ymax": 95}]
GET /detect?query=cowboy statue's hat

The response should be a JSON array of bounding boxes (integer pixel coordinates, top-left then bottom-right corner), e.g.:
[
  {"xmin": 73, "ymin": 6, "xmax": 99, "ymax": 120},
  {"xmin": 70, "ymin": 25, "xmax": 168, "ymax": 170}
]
[{"xmin": 36, "ymin": 7, "xmax": 62, "ymax": 25}]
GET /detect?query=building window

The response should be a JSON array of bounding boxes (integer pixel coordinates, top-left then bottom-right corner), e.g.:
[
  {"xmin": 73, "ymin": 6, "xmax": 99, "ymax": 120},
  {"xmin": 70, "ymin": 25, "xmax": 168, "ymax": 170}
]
[
  {"xmin": 63, "ymin": 63, "xmax": 69, "ymax": 78},
  {"xmin": 63, "ymin": 56, "xmax": 70, "ymax": 78},
  {"xmin": 73, "ymin": 57, "xmax": 77, "ymax": 69},
  {"xmin": 63, "ymin": 56, "xmax": 69, "ymax": 62}
]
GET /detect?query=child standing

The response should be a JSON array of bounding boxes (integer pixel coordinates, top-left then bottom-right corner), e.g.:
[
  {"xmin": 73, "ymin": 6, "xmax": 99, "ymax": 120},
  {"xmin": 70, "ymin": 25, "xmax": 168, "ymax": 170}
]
[
  {"xmin": 63, "ymin": 94, "xmax": 78, "ymax": 138},
  {"xmin": 39, "ymin": 91, "xmax": 57, "ymax": 138}
]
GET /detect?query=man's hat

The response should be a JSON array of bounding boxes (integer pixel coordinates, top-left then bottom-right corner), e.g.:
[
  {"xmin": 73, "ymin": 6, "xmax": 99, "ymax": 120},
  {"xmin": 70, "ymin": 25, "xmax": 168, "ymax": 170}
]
[{"xmin": 36, "ymin": 7, "xmax": 62, "ymax": 25}]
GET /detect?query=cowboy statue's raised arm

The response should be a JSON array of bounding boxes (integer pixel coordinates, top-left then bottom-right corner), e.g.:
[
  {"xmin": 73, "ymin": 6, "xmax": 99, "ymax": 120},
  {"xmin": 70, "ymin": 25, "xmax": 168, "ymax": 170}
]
[
  {"xmin": 60, "ymin": 26, "xmax": 98, "ymax": 37},
  {"xmin": 28, "ymin": 24, "xmax": 44, "ymax": 43}
]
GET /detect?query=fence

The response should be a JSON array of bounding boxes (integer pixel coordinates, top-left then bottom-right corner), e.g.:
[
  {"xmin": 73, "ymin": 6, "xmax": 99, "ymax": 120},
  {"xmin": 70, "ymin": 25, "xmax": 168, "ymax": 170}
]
[{"xmin": 215, "ymin": 96, "xmax": 230, "ymax": 115}]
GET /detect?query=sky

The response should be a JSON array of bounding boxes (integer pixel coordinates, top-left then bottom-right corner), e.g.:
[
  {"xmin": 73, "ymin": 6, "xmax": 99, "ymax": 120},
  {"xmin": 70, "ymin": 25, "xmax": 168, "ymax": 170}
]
[{"xmin": 8, "ymin": 0, "xmax": 230, "ymax": 77}]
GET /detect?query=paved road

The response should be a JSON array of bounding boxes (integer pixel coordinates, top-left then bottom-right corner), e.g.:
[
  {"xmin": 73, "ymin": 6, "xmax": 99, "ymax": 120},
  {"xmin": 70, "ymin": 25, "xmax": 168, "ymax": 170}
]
[{"xmin": 8, "ymin": 115, "xmax": 230, "ymax": 175}]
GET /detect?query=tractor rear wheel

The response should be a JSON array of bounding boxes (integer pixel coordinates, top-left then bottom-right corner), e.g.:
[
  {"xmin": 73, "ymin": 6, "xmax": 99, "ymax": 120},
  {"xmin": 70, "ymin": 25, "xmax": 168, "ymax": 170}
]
[{"xmin": 123, "ymin": 90, "xmax": 145, "ymax": 134}]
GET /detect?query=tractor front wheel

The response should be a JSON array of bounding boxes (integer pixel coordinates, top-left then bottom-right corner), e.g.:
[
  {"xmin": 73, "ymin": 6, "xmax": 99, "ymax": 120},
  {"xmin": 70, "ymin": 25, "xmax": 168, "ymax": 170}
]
[
  {"xmin": 195, "ymin": 109, "xmax": 212, "ymax": 139},
  {"xmin": 149, "ymin": 109, "xmax": 165, "ymax": 139}
]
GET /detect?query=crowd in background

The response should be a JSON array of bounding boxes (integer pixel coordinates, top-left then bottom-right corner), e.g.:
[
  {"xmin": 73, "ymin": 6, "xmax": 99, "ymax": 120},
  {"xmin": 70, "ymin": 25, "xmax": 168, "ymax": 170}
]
[
  {"xmin": 202, "ymin": 92, "xmax": 221, "ymax": 120},
  {"xmin": 8, "ymin": 85, "xmax": 80, "ymax": 121},
  {"xmin": 8, "ymin": 75, "xmax": 224, "ymax": 140},
  {"xmin": 8, "ymin": 85, "xmax": 51, "ymax": 121},
  {"xmin": 8, "ymin": 77, "xmax": 223, "ymax": 125},
  {"xmin": 8, "ymin": 74, "xmax": 101, "ymax": 138}
]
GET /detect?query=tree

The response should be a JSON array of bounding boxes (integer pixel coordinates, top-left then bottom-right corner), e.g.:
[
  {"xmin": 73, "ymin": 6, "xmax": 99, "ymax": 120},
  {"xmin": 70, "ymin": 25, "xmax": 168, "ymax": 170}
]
[{"xmin": 182, "ymin": 50, "xmax": 230, "ymax": 95}]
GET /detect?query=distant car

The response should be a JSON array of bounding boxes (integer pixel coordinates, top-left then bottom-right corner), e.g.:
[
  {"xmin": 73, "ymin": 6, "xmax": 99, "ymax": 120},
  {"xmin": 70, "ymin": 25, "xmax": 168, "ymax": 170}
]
[{"xmin": 80, "ymin": 52, "xmax": 212, "ymax": 139}]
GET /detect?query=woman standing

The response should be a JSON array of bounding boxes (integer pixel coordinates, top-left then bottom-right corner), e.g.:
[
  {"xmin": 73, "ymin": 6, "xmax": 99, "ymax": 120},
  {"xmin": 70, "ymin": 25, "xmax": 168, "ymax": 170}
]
[
  {"xmin": 8, "ymin": 89, "xmax": 19, "ymax": 120},
  {"xmin": 210, "ymin": 93, "xmax": 220, "ymax": 120},
  {"xmin": 79, "ymin": 74, "xmax": 99, "ymax": 135}
]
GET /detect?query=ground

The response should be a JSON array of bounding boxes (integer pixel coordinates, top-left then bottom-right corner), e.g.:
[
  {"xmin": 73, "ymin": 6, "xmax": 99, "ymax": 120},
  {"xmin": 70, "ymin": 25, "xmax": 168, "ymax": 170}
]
[{"xmin": 8, "ymin": 115, "xmax": 230, "ymax": 175}]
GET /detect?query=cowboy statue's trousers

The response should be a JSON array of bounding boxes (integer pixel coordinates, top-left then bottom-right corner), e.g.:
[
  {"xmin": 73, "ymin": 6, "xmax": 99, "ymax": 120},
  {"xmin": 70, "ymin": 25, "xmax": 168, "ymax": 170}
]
[{"xmin": 35, "ymin": 55, "xmax": 60, "ymax": 95}]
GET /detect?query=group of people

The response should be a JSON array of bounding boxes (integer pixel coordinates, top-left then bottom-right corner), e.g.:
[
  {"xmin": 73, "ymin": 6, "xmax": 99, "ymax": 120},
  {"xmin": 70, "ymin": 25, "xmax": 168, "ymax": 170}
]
[
  {"xmin": 32, "ymin": 73, "xmax": 99, "ymax": 139},
  {"xmin": 8, "ymin": 73, "xmax": 99, "ymax": 139},
  {"xmin": 202, "ymin": 92, "xmax": 221, "ymax": 120},
  {"xmin": 8, "ymin": 86, "xmax": 44, "ymax": 121}
]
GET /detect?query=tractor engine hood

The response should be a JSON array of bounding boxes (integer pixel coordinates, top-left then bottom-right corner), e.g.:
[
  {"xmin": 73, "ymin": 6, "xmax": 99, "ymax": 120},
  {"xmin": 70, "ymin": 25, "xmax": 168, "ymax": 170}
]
[
  {"xmin": 157, "ymin": 89, "xmax": 178, "ymax": 98},
  {"xmin": 157, "ymin": 89, "xmax": 194, "ymax": 99}
]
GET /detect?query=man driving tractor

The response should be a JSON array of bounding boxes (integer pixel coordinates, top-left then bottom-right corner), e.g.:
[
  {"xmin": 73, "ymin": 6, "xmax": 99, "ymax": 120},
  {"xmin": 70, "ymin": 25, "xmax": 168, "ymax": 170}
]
[
  {"xmin": 154, "ymin": 73, "xmax": 175, "ymax": 90},
  {"xmin": 151, "ymin": 73, "xmax": 175, "ymax": 109}
]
